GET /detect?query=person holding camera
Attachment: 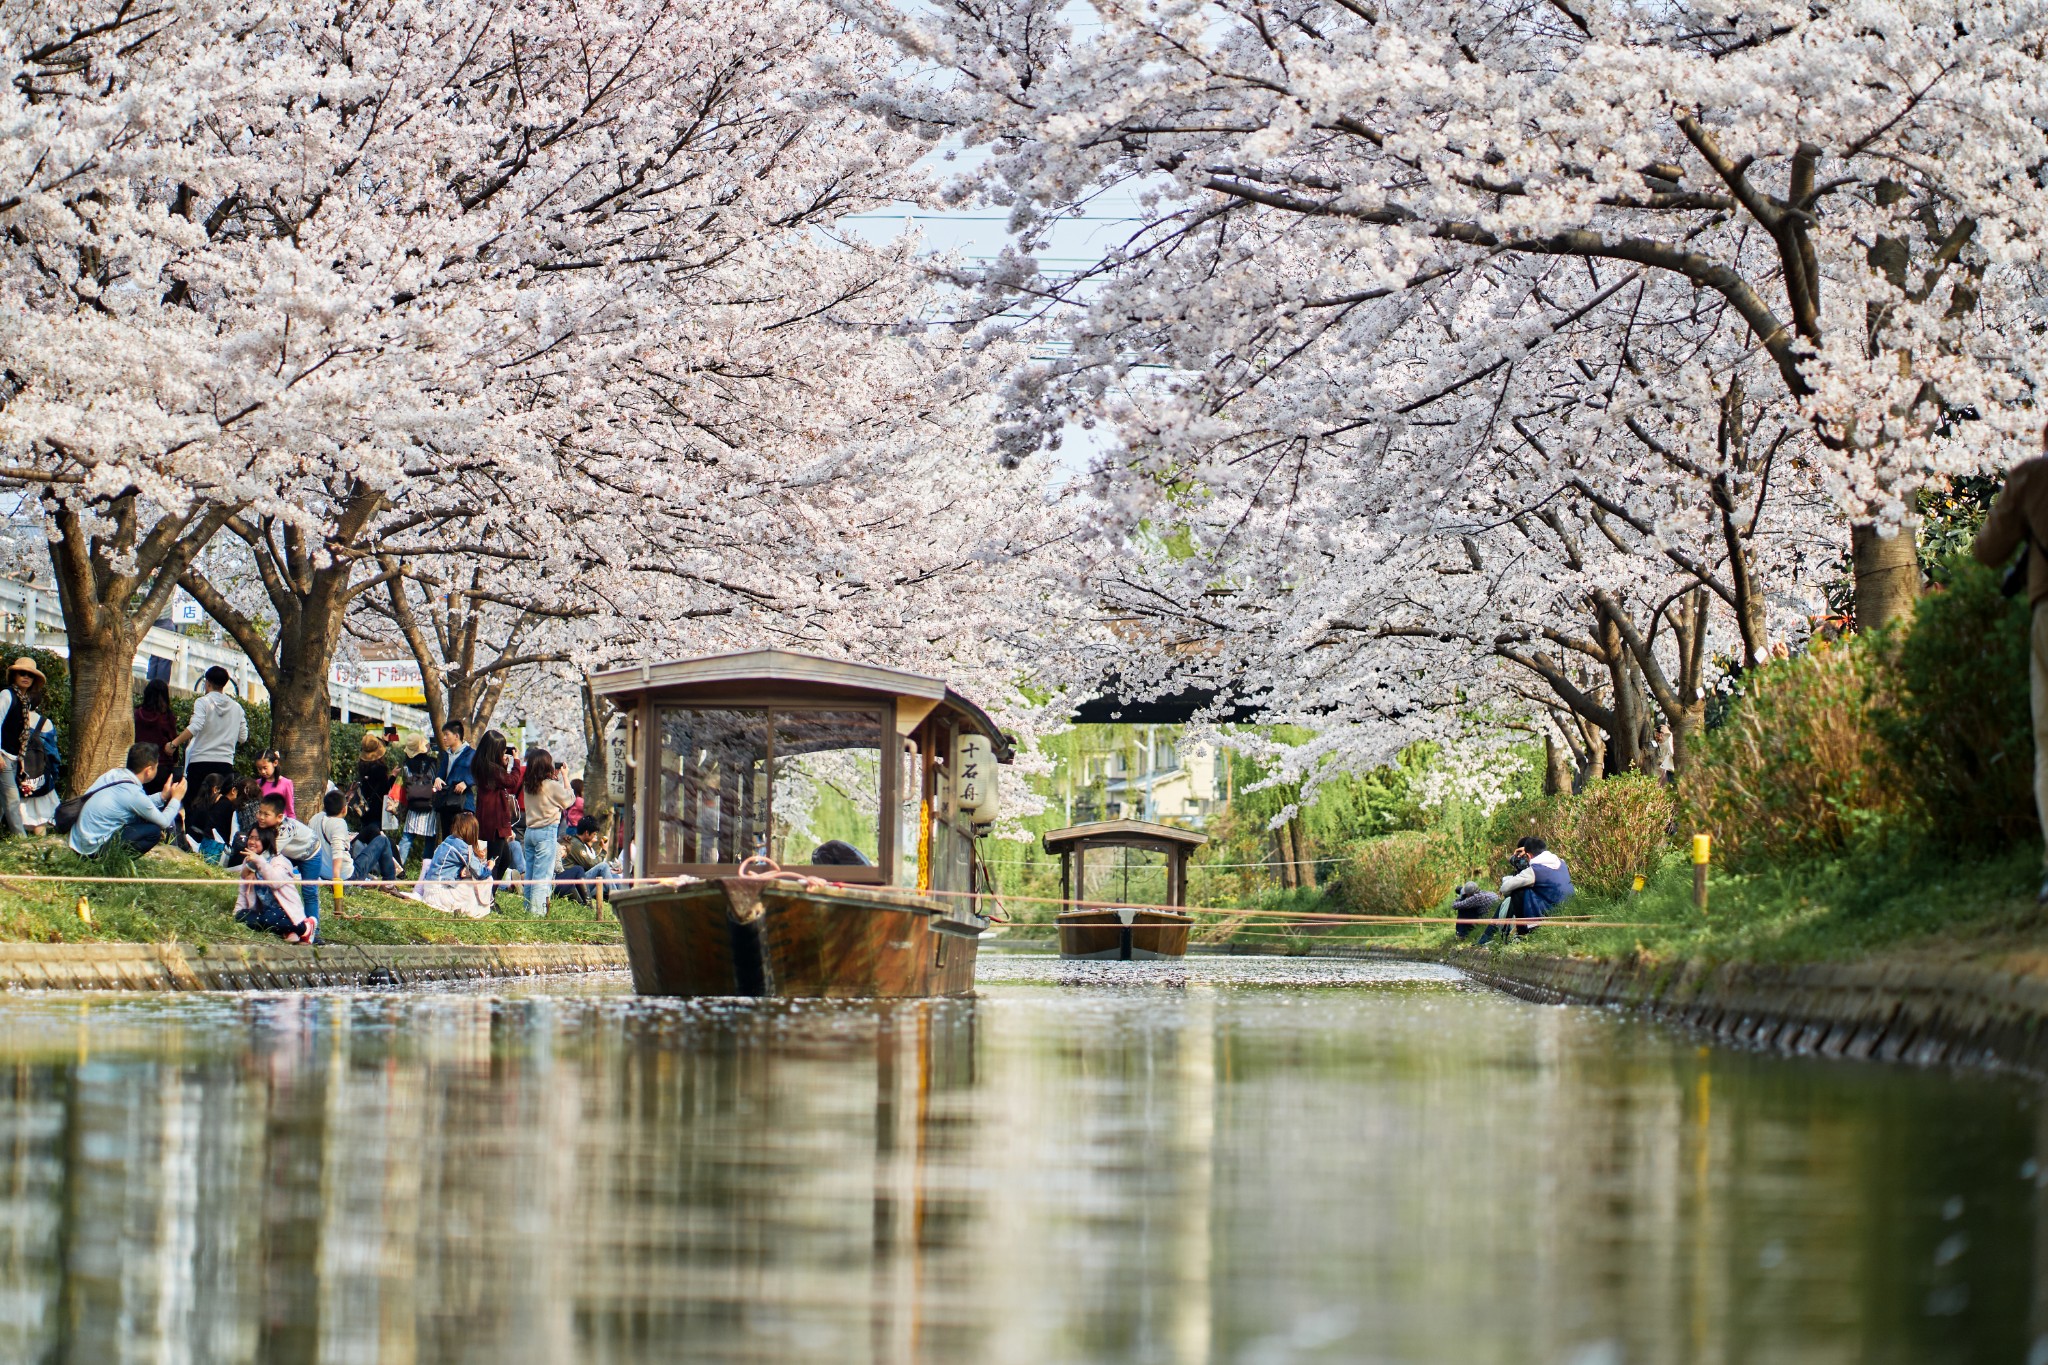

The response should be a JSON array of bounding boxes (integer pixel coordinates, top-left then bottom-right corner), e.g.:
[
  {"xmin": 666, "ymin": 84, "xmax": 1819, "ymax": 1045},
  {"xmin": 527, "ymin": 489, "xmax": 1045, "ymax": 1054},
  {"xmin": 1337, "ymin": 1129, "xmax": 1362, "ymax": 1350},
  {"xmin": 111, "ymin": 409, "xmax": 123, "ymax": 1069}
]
[
  {"xmin": 1476, "ymin": 836, "xmax": 1574, "ymax": 946},
  {"xmin": 67, "ymin": 743, "xmax": 187, "ymax": 858}
]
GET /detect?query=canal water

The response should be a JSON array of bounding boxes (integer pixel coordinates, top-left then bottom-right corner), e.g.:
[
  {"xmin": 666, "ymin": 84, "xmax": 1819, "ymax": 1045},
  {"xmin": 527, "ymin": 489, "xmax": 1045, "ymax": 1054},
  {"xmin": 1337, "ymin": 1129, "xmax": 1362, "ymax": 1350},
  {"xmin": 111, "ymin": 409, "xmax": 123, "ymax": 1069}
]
[{"xmin": 0, "ymin": 955, "xmax": 2039, "ymax": 1364}]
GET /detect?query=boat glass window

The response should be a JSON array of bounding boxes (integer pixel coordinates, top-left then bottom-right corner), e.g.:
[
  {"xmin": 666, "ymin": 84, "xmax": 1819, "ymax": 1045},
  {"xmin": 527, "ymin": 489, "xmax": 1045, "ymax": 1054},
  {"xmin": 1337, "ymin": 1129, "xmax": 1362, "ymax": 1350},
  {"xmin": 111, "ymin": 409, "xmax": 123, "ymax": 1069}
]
[
  {"xmin": 769, "ymin": 710, "xmax": 885, "ymax": 867},
  {"xmin": 1081, "ymin": 846, "xmax": 1168, "ymax": 906},
  {"xmin": 656, "ymin": 708, "xmax": 769, "ymax": 866}
]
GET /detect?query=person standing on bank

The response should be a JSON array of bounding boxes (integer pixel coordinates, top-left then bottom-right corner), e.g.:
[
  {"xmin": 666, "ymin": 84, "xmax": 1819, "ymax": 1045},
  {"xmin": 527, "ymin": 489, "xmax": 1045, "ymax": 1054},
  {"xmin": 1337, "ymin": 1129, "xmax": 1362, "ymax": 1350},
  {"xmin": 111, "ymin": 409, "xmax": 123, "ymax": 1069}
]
[
  {"xmin": 166, "ymin": 666, "xmax": 247, "ymax": 790},
  {"xmin": 471, "ymin": 730, "xmax": 523, "ymax": 886},
  {"xmin": 353, "ymin": 733, "xmax": 390, "ymax": 833},
  {"xmin": 68, "ymin": 743, "xmax": 187, "ymax": 858},
  {"xmin": 432, "ymin": 721, "xmax": 475, "ymax": 839},
  {"xmin": 133, "ymin": 679, "xmax": 178, "ymax": 795},
  {"xmin": 0, "ymin": 657, "xmax": 50, "ymax": 835},
  {"xmin": 0, "ymin": 658, "xmax": 53, "ymax": 836},
  {"xmin": 520, "ymin": 749, "xmax": 575, "ymax": 916},
  {"xmin": 18, "ymin": 692, "xmax": 60, "ymax": 836},
  {"xmin": 397, "ymin": 734, "xmax": 439, "ymax": 868},
  {"xmin": 1973, "ymin": 422, "xmax": 2048, "ymax": 898}
]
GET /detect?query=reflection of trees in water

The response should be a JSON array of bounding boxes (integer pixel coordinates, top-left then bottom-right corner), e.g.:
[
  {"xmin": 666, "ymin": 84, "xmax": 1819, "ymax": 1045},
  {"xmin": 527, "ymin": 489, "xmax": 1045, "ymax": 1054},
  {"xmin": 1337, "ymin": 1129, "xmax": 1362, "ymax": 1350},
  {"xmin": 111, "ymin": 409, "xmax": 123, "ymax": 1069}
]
[{"xmin": 0, "ymin": 992, "xmax": 2039, "ymax": 1363}]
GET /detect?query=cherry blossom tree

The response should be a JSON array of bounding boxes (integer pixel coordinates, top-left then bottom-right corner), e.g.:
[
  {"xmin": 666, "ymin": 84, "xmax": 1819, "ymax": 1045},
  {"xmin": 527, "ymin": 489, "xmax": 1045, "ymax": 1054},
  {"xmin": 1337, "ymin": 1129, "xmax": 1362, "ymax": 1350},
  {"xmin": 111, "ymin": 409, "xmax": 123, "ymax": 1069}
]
[{"xmin": 847, "ymin": 0, "xmax": 2048, "ymax": 633}]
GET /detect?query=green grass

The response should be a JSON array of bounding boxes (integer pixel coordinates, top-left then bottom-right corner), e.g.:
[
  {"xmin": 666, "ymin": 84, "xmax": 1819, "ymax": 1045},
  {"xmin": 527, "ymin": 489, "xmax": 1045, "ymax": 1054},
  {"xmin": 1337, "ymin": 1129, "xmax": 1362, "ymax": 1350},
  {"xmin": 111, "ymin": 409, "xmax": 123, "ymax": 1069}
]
[
  {"xmin": 1209, "ymin": 841, "xmax": 2048, "ymax": 968},
  {"xmin": 0, "ymin": 836, "xmax": 622, "ymax": 948}
]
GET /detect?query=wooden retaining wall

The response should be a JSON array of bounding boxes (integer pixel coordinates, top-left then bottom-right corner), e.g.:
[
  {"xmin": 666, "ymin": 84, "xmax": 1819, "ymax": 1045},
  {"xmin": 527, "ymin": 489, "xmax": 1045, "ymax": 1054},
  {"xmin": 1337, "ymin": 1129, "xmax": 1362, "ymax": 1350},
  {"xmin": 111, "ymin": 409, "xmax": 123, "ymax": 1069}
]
[
  {"xmin": 0, "ymin": 941, "xmax": 630, "ymax": 992},
  {"xmin": 1427, "ymin": 949, "xmax": 2048, "ymax": 1075}
]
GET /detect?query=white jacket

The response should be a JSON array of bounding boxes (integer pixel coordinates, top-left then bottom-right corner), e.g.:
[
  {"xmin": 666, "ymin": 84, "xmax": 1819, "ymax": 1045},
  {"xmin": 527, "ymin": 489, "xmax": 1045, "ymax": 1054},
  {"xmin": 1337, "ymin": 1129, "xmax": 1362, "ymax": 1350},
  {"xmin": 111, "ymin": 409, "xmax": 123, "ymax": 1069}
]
[{"xmin": 185, "ymin": 690, "xmax": 248, "ymax": 765}]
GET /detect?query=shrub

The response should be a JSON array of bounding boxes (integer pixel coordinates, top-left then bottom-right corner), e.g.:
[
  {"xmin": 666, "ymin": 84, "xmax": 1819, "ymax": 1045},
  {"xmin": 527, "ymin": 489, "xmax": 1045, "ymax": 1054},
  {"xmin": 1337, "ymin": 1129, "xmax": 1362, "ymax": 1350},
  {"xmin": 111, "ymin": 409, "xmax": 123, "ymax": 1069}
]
[
  {"xmin": 1678, "ymin": 641, "xmax": 1902, "ymax": 870},
  {"xmin": 1331, "ymin": 830, "xmax": 1473, "ymax": 915},
  {"xmin": 1875, "ymin": 555, "xmax": 2033, "ymax": 852},
  {"xmin": 1487, "ymin": 775, "xmax": 1672, "ymax": 897},
  {"xmin": 1566, "ymin": 774, "xmax": 1674, "ymax": 897}
]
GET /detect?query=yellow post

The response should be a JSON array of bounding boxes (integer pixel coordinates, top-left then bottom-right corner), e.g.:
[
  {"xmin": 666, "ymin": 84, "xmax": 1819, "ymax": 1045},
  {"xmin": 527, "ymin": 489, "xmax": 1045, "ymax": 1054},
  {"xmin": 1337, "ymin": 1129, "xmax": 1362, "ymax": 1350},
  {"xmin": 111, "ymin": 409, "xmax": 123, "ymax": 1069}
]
[{"xmin": 1691, "ymin": 833, "xmax": 1711, "ymax": 914}]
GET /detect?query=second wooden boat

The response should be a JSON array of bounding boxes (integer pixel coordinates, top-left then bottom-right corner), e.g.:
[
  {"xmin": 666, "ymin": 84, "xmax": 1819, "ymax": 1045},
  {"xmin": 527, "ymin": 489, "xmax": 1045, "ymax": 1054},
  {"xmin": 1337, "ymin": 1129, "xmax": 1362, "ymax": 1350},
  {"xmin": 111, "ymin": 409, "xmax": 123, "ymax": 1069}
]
[{"xmin": 1043, "ymin": 819, "xmax": 1207, "ymax": 961}]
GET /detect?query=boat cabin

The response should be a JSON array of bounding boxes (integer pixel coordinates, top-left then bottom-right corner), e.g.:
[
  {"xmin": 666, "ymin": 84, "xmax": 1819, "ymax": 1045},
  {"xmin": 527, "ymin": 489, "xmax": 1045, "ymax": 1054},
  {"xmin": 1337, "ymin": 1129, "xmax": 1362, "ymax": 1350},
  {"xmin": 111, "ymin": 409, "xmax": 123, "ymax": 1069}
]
[
  {"xmin": 1042, "ymin": 819, "xmax": 1207, "ymax": 909},
  {"xmin": 588, "ymin": 650, "xmax": 1013, "ymax": 894}
]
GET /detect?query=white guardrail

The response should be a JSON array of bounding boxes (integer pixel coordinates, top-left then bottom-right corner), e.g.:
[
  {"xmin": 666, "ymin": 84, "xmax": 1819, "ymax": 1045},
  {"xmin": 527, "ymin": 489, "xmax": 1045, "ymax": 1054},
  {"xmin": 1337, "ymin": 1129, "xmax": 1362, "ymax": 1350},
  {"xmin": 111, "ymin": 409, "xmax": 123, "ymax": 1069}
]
[{"xmin": 0, "ymin": 577, "xmax": 431, "ymax": 732}]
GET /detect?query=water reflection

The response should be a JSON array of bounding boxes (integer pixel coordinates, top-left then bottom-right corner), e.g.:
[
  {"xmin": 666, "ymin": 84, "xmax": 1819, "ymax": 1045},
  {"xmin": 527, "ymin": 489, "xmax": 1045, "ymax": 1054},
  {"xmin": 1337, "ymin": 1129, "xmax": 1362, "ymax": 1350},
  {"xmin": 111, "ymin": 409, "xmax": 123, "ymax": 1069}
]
[{"xmin": 0, "ymin": 958, "xmax": 2038, "ymax": 1364}]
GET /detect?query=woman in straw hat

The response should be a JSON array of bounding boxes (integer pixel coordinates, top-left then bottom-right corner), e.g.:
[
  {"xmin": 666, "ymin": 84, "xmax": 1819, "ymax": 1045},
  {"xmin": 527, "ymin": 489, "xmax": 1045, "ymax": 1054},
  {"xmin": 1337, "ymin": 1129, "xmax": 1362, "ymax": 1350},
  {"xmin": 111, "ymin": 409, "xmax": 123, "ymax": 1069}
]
[{"xmin": 0, "ymin": 657, "xmax": 48, "ymax": 836}]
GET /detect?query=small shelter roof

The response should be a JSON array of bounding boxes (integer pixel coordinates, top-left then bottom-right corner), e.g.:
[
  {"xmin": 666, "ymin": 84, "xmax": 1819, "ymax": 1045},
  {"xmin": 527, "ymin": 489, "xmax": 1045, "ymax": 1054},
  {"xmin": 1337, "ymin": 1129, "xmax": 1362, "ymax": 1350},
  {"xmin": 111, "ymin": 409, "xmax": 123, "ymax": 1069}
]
[
  {"xmin": 586, "ymin": 648, "xmax": 1013, "ymax": 760},
  {"xmin": 1041, "ymin": 819, "xmax": 1208, "ymax": 855}
]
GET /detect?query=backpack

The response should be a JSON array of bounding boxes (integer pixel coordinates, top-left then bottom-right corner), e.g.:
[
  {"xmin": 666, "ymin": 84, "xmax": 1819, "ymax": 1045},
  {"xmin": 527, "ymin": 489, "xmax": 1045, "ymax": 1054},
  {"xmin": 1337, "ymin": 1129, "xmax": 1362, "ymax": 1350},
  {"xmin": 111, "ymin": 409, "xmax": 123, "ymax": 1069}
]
[
  {"xmin": 19, "ymin": 717, "xmax": 48, "ymax": 784},
  {"xmin": 405, "ymin": 765, "xmax": 437, "ymax": 813},
  {"xmin": 54, "ymin": 773, "xmax": 135, "ymax": 836}
]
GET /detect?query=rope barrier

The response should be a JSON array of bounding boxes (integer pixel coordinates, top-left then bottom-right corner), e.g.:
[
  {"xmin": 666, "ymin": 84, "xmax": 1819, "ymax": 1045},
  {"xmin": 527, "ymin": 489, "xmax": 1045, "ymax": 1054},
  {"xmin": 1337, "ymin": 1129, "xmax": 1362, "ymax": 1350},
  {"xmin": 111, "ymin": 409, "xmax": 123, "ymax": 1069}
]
[{"xmin": 10, "ymin": 869, "xmax": 1663, "ymax": 931}]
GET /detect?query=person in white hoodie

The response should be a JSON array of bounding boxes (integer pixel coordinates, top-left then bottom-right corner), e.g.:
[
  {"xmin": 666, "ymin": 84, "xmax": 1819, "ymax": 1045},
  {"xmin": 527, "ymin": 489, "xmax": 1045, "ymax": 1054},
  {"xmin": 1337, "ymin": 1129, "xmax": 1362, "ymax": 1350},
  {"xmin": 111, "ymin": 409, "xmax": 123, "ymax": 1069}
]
[{"xmin": 166, "ymin": 665, "xmax": 247, "ymax": 788}]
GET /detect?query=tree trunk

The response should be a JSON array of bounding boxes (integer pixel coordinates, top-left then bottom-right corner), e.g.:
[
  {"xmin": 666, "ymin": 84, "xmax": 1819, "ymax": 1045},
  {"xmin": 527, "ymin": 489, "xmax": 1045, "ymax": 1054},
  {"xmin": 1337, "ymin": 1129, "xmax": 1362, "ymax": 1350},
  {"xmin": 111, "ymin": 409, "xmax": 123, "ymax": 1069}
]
[
  {"xmin": 60, "ymin": 620, "xmax": 139, "ymax": 795},
  {"xmin": 45, "ymin": 494, "xmax": 231, "ymax": 795},
  {"xmin": 267, "ymin": 666, "xmax": 332, "ymax": 813},
  {"xmin": 1852, "ymin": 521, "xmax": 1920, "ymax": 632},
  {"xmin": 1289, "ymin": 813, "xmax": 1312, "ymax": 889},
  {"xmin": 581, "ymin": 680, "xmax": 613, "ymax": 827},
  {"xmin": 1275, "ymin": 823, "xmax": 1298, "ymax": 890},
  {"xmin": 1543, "ymin": 732, "xmax": 1572, "ymax": 796}
]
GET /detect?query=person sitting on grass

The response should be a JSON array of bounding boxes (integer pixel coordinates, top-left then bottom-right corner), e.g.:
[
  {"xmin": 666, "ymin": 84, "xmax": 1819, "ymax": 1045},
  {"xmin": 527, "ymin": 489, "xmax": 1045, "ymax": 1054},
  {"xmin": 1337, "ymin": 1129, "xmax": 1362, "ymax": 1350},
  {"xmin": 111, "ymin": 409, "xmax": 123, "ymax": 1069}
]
[
  {"xmin": 1477, "ymin": 837, "xmax": 1574, "ymax": 946},
  {"xmin": 1449, "ymin": 880, "xmax": 1500, "ymax": 940},
  {"xmin": 315, "ymin": 788, "xmax": 356, "ymax": 883},
  {"xmin": 68, "ymin": 742, "xmax": 186, "ymax": 859},
  {"xmin": 557, "ymin": 816, "xmax": 626, "ymax": 904},
  {"xmin": 414, "ymin": 810, "xmax": 494, "ymax": 917},
  {"xmin": 183, "ymin": 773, "xmax": 237, "ymax": 863},
  {"xmin": 349, "ymin": 821, "xmax": 399, "ymax": 887},
  {"xmin": 233, "ymin": 826, "xmax": 317, "ymax": 944},
  {"xmin": 227, "ymin": 793, "xmax": 332, "ymax": 929}
]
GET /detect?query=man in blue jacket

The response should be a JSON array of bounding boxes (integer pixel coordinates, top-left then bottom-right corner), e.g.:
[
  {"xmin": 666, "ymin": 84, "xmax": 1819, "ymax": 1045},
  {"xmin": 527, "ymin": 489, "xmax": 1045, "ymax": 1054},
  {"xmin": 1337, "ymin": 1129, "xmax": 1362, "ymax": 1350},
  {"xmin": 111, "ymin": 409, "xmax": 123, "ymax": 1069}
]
[
  {"xmin": 70, "ymin": 744, "xmax": 186, "ymax": 858},
  {"xmin": 432, "ymin": 721, "xmax": 475, "ymax": 840},
  {"xmin": 1478, "ymin": 837, "xmax": 1574, "ymax": 946}
]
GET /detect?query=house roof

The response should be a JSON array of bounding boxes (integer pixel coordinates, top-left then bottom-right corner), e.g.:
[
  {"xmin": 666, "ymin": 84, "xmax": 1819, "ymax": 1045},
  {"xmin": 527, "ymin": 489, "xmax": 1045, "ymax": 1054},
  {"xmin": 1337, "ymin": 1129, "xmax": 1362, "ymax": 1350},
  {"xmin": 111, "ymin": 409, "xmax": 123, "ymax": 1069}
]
[{"xmin": 1041, "ymin": 818, "xmax": 1208, "ymax": 854}]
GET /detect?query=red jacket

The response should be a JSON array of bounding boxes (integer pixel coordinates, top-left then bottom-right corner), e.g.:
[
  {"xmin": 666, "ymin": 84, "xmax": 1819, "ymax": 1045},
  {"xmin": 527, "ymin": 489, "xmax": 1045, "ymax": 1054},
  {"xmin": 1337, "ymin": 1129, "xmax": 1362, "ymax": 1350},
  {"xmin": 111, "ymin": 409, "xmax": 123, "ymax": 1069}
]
[{"xmin": 475, "ymin": 760, "xmax": 524, "ymax": 840}]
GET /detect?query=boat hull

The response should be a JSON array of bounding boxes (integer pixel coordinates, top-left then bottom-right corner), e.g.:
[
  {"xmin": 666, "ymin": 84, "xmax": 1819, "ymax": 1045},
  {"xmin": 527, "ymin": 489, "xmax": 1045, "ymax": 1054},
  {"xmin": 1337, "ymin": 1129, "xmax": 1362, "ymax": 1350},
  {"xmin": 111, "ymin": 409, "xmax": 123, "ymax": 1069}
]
[
  {"xmin": 613, "ymin": 879, "xmax": 982, "ymax": 998},
  {"xmin": 1056, "ymin": 907, "xmax": 1192, "ymax": 961}
]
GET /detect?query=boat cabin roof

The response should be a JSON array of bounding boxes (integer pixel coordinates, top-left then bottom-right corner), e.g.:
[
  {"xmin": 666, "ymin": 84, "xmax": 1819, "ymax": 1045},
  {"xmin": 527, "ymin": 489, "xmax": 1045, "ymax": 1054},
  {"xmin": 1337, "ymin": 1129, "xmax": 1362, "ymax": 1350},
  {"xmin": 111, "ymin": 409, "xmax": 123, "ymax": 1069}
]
[
  {"xmin": 587, "ymin": 648, "xmax": 1014, "ymax": 760},
  {"xmin": 1042, "ymin": 819, "xmax": 1209, "ymax": 855}
]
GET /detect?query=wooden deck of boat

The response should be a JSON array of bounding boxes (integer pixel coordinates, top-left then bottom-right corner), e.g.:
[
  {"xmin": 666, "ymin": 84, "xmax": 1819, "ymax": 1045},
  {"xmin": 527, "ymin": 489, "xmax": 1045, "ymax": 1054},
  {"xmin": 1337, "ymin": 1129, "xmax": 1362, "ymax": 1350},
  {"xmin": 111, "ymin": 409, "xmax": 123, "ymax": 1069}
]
[
  {"xmin": 1056, "ymin": 907, "xmax": 1193, "ymax": 961},
  {"xmin": 613, "ymin": 879, "xmax": 981, "ymax": 998}
]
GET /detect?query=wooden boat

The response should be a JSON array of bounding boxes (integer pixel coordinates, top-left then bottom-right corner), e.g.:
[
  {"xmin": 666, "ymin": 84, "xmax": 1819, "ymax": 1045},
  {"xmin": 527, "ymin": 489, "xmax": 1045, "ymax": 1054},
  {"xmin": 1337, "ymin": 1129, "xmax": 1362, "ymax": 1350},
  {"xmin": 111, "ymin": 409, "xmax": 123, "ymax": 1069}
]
[
  {"xmin": 589, "ymin": 650, "xmax": 1012, "ymax": 998},
  {"xmin": 1044, "ymin": 819, "xmax": 1206, "ymax": 961}
]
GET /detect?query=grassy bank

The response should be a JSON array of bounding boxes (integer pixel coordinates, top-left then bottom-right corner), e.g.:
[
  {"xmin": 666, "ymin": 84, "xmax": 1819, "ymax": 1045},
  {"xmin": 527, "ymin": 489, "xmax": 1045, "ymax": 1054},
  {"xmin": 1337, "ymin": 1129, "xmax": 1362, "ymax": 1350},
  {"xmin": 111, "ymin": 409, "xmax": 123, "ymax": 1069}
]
[
  {"xmin": 0, "ymin": 837, "xmax": 621, "ymax": 948},
  {"xmin": 1213, "ymin": 841, "xmax": 2048, "ymax": 970}
]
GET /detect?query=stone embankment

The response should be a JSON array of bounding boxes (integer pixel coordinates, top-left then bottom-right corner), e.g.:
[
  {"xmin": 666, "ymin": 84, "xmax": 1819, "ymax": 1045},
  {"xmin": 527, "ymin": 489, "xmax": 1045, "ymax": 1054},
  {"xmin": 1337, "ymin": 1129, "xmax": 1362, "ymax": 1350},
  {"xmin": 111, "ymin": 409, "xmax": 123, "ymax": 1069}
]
[
  {"xmin": 0, "ymin": 941, "xmax": 628, "ymax": 992},
  {"xmin": 1428, "ymin": 949, "xmax": 2048, "ymax": 1075}
]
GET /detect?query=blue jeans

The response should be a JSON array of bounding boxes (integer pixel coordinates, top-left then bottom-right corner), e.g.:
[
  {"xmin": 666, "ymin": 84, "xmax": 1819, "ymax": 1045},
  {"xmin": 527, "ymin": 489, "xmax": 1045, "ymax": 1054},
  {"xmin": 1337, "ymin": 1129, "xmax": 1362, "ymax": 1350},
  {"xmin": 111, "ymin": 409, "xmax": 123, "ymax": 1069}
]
[
  {"xmin": 559, "ymin": 860, "xmax": 621, "ymax": 903},
  {"xmin": 291, "ymin": 846, "xmax": 331, "ymax": 923},
  {"xmin": 350, "ymin": 834, "xmax": 397, "ymax": 885},
  {"xmin": 239, "ymin": 885, "xmax": 310, "ymax": 941},
  {"xmin": 118, "ymin": 816, "xmax": 167, "ymax": 855},
  {"xmin": 521, "ymin": 826, "xmax": 557, "ymax": 916}
]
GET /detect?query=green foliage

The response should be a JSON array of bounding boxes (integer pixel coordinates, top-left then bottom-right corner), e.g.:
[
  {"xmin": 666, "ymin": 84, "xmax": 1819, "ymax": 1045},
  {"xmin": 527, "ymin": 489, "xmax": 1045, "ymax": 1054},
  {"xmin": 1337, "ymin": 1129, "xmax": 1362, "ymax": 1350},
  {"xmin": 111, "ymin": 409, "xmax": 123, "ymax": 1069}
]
[
  {"xmin": 1329, "ymin": 829, "xmax": 1471, "ymax": 915},
  {"xmin": 1486, "ymin": 773, "xmax": 1673, "ymax": 898},
  {"xmin": 1874, "ymin": 555, "xmax": 2034, "ymax": 851},
  {"xmin": 1678, "ymin": 640, "xmax": 1902, "ymax": 870},
  {"xmin": 1917, "ymin": 475, "xmax": 2000, "ymax": 583}
]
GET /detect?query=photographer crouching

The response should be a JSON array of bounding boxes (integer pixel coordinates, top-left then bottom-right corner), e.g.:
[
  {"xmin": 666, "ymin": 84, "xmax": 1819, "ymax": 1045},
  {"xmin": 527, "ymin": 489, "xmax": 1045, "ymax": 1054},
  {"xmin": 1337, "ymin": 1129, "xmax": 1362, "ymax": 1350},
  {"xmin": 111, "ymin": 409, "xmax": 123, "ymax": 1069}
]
[{"xmin": 1475, "ymin": 837, "xmax": 1575, "ymax": 946}]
